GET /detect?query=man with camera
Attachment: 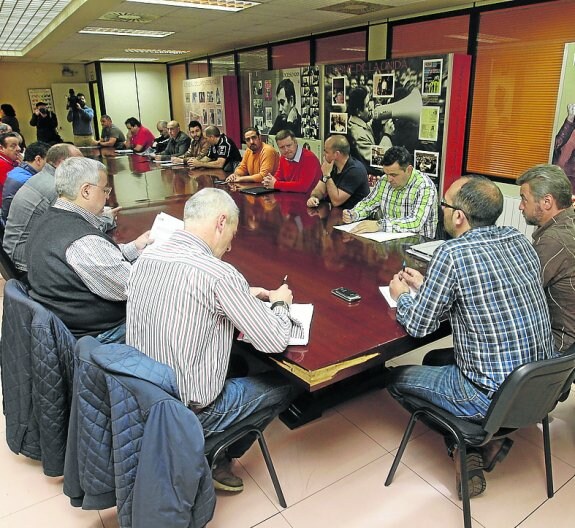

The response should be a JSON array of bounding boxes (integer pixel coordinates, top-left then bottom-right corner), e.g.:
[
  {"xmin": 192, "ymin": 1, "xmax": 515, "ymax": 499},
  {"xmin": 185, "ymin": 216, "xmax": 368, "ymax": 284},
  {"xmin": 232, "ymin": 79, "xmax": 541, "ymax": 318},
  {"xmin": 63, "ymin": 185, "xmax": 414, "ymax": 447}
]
[
  {"xmin": 30, "ymin": 102, "xmax": 61, "ymax": 145},
  {"xmin": 66, "ymin": 91, "xmax": 95, "ymax": 147}
]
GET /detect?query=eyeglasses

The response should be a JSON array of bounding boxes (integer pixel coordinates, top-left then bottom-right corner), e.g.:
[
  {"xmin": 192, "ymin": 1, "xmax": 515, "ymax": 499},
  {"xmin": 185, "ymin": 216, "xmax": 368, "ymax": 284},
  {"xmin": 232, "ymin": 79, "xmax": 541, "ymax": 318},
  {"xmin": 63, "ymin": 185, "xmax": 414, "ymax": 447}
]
[
  {"xmin": 87, "ymin": 183, "xmax": 112, "ymax": 196},
  {"xmin": 440, "ymin": 199, "xmax": 466, "ymax": 216}
]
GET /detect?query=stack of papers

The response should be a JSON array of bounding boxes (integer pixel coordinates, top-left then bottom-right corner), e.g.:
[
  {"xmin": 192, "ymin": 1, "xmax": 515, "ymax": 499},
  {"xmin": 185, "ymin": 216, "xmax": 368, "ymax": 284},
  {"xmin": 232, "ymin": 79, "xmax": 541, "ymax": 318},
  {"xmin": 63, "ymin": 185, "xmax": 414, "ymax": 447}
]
[
  {"xmin": 406, "ymin": 239, "xmax": 445, "ymax": 261},
  {"xmin": 149, "ymin": 212, "xmax": 184, "ymax": 245},
  {"xmin": 334, "ymin": 222, "xmax": 414, "ymax": 243}
]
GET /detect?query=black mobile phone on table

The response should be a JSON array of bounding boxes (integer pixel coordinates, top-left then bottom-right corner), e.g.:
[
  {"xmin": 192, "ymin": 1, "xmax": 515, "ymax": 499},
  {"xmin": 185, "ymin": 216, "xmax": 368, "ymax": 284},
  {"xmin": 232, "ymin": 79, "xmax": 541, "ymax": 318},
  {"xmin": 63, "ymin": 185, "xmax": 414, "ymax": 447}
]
[{"xmin": 331, "ymin": 287, "xmax": 361, "ymax": 302}]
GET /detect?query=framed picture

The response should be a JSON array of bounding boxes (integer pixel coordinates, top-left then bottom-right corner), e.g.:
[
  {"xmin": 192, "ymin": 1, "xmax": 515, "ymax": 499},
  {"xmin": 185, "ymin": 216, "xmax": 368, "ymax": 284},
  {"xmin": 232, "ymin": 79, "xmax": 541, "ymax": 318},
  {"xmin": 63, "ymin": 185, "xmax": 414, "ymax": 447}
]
[
  {"xmin": 414, "ymin": 150, "xmax": 439, "ymax": 178},
  {"xmin": 28, "ymin": 88, "xmax": 54, "ymax": 113}
]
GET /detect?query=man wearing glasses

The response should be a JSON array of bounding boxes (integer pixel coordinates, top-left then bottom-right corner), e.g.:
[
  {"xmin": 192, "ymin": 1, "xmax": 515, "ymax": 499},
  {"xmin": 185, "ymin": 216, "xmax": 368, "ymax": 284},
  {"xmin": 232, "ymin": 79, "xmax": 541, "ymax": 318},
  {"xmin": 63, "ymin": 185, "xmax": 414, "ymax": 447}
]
[
  {"xmin": 26, "ymin": 157, "xmax": 150, "ymax": 344},
  {"xmin": 387, "ymin": 175, "xmax": 554, "ymax": 499},
  {"xmin": 342, "ymin": 146, "xmax": 438, "ymax": 238}
]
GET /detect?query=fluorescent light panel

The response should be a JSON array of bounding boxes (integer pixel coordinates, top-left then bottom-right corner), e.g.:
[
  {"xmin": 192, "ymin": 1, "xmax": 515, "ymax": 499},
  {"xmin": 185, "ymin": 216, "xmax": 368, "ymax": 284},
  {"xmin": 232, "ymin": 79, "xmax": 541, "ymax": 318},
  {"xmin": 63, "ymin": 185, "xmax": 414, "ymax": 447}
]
[
  {"xmin": 127, "ymin": 0, "xmax": 259, "ymax": 12},
  {"xmin": 125, "ymin": 48, "xmax": 190, "ymax": 54},
  {"xmin": 79, "ymin": 27, "xmax": 173, "ymax": 37},
  {"xmin": 101, "ymin": 57, "xmax": 159, "ymax": 61}
]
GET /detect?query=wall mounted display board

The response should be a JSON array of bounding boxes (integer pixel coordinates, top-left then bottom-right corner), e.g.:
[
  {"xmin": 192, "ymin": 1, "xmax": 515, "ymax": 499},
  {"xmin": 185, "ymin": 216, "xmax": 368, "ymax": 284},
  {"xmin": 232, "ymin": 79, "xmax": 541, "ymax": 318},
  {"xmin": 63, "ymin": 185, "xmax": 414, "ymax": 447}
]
[
  {"xmin": 28, "ymin": 88, "xmax": 54, "ymax": 113},
  {"xmin": 322, "ymin": 54, "xmax": 471, "ymax": 194},
  {"xmin": 183, "ymin": 75, "xmax": 240, "ymax": 146}
]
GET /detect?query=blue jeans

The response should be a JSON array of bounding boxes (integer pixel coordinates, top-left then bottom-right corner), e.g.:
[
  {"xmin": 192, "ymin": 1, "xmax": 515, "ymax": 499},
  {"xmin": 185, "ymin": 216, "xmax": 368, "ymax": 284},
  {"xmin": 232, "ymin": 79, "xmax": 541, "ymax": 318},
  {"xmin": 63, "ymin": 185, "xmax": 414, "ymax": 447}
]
[
  {"xmin": 96, "ymin": 322, "xmax": 126, "ymax": 344},
  {"xmin": 197, "ymin": 371, "xmax": 293, "ymax": 459},
  {"xmin": 388, "ymin": 363, "xmax": 491, "ymax": 422}
]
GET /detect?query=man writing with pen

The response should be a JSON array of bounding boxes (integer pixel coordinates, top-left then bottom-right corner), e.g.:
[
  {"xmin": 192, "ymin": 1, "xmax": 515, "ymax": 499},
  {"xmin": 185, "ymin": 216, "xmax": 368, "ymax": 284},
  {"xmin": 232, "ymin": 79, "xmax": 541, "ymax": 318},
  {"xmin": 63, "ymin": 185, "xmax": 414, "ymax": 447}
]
[
  {"xmin": 126, "ymin": 188, "xmax": 296, "ymax": 494},
  {"xmin": 386, "ymin": 175, "xmax": 554, "ymax": 500}
]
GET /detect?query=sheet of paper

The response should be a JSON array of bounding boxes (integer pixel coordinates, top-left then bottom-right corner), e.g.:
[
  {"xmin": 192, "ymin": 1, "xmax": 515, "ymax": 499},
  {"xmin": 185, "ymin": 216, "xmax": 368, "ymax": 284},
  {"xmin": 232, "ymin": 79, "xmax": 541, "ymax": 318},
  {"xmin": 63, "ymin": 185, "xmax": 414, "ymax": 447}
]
[
  {"xmin": 406, "ymin": 239, "xmax": 445, "ymax": 261},
  {"xmin": 149, "ymin": 212, "xmax": 184, "ymax": 245},
  {"xmin": 379, "ymin": 286, "xmax": 416, "ymax": 308},
  {"xmin": 334, "ymin": 222, "xmax": 414, "ymax": 242},
  {"xmin": 114, "ymin": 149, "xmax": 133, "ymax": 154}
]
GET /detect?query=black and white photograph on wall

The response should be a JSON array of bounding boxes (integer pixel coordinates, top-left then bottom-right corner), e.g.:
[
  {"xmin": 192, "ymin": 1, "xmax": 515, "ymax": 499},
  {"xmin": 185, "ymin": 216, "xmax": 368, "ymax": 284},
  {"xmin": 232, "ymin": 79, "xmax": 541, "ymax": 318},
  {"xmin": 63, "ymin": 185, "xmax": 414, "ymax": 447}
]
[
  {"xmin": 414, "ymin": 150, "xmax": 439, "ymax": 179},
  {"xmin": 302, "ymin": 75, "xmax": 309, "ymax": 87},
  {"xmin": 207, "ymin": 91, "xmax": 214, "ymax": 103},
  {"xmin": 253, "ymin": 80, "xmax": 263, "ymax": 96},
  {"xmin": 371, "ymin": 145, "xmax": 388, "ymax": 169},
  {"xmin": 199, "ymin": 91, "xmax": 206, "ymax": 103},
  {"xmin": 332, "ymin": 77, "xmax": 346, "ymax": 106},
  {"xmin": 422, "ymin": 59, "xmax": 443, "ymax": 96},
  {"xmin": 215, "ymin": 87, "xmax": 221, "ymax": 105},
  {"xmin": 269, "ymin": 76, "xmax": 302, "ymax": 137},
  {"xmin": 373, "ymin": 74, "xmax": 394, "ymax": 99},
  {"xmin": 265, "ymin": 106, "xmax": 273, "ymax": 128},
  {"xmin": 192, "ymin": 92, "xmax": 198, "ymax": 104},
  {"xmin": 254, "ymin": 116, "xmax": 264, "ymax": 130},
  {"xmin": 202, "ymin": 108, "xmax": 208, "ymax": 125},
  {"xmin": 217, "ymin": 108, "xmax": 223, "ymax": 127},
  {"xmin": 209, "ymin": 108, "xmax": 215, "ymax": 125},
  {"xmin": 330, "ymin": 112, "xmax": 348, "ymax": 134},
  {"xmin": 185, "ymin": 93, "xmax": 190, "ymax": 103}
]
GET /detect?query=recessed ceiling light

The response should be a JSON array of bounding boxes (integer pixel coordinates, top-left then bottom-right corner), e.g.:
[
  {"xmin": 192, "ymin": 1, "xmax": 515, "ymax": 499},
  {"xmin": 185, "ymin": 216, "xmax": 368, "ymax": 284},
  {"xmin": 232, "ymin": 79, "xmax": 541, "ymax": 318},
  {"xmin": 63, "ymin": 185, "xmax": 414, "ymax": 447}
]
[
  {"xmin": 127, "ymin": 0, "xmax": 259, "ymax": 12},
  {"xmin": 101, "ymin": 57, "xmax": 159, "ymax": 62},
  {"xmin": 125, "ymin": 48, "xmax": 191, "ymax": 54},
  {"xmin": 79, "ymin": 27, "xmax": 173, "ymax": 38}
]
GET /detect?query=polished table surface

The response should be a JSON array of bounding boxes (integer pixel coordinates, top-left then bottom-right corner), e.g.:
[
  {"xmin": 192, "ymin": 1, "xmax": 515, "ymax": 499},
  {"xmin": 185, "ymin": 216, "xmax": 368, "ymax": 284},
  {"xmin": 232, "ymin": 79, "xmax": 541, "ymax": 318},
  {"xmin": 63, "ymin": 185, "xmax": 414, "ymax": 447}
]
[{"xmin": 94, "ymin": 149, "xmax": 449, "ymax": 394}]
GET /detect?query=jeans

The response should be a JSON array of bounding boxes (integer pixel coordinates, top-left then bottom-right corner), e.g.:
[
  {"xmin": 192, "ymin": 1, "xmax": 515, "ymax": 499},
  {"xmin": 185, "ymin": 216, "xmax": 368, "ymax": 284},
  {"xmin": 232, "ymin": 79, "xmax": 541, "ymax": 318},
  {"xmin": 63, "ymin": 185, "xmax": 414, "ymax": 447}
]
[
  {"xmin": 388, "ymin": 362, "xmax": 491, "ymax": 422},
  {"xmin": 96, "ymin": 322, "xmax": 126, "ymax": 344},
  {"xmin": 197, "ymin": 371, "xmax": 292, "ymax": 459}
]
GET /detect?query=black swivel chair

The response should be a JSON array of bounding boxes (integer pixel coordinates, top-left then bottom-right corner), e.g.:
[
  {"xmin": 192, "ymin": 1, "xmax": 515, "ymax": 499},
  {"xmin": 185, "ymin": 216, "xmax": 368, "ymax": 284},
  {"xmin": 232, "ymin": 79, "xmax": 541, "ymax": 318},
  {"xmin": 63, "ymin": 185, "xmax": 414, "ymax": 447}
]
[
  {"xmin": 204, "ymin": 409, "xmax": 287, "ymax": 508},
  {"xmin": 385, "ymin": 344, "xmax": 575, "ymax": 528}
]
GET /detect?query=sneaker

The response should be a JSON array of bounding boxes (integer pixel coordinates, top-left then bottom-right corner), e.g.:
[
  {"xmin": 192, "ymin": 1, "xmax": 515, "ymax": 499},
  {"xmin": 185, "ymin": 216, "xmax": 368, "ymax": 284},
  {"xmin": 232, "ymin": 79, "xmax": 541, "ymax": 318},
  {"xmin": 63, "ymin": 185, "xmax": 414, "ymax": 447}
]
[
  {"xmin": 212, "ymin": 458, "xmax": 244, "ymax": 492},
  {"xmin": 481, "ymin": 438, "xmax": 513, "ymax": 473},
  {"xmin": 453, "ymin": 448, "xmax": 486, "ymax": 500}
]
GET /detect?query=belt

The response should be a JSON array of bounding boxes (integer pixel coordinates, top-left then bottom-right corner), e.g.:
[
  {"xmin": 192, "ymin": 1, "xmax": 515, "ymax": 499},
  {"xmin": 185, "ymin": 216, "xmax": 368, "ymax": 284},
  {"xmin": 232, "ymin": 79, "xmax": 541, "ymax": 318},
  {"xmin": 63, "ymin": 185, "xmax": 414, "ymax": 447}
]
[{"xmin": 473, "ymin": 382, "xmax": 495, "ymax": 400}]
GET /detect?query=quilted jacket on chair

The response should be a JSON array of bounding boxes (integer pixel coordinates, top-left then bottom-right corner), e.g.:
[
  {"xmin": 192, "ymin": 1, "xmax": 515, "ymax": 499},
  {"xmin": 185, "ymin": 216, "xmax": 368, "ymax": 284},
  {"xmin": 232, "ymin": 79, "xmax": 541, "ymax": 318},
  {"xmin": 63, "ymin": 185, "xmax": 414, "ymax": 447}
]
[
  {"xmin": 0, "ymin": 278, "xmax": 76, "ymax": 476},
  {"xmin": 64, "ymin": 336, "xmax": 216, "ymax": 528}
]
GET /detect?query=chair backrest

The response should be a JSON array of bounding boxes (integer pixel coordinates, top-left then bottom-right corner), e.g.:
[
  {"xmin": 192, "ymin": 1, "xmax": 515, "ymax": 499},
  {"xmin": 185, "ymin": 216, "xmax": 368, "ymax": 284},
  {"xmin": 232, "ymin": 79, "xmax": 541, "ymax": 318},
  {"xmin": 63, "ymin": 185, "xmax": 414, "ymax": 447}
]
[
  {"xmin": 483, "ymin": 344, "xmax": 575, "ymax": 434},
  {"xmin": 0, "ymin": 224, "xmax": 19, "ymax": 280}
]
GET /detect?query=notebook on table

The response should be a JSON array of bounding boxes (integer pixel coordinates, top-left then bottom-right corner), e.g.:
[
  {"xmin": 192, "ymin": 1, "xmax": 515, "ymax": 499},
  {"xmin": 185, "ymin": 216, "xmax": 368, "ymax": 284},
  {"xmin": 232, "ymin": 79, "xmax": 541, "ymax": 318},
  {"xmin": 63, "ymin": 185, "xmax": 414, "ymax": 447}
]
[{"xmin": 239, "ymin": 186, "xmax": 277, "ymax": 196}]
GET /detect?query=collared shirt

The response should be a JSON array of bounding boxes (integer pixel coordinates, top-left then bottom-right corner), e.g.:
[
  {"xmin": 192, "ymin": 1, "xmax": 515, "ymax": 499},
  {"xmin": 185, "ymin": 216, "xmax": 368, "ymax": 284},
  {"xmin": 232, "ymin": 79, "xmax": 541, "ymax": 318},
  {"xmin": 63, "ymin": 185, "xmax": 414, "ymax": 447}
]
[
  {"xmin": 351, "ymin": 167, "xmax": 438, "ymax": 238},
  {"xmin": 126, "ymin": 230, "xmax": 292, "ymax": 407},
  {"xmin": 532, "ymin": 208, "xmax": 575, "ymax": 352},
  {"xmin": 183, "ymin": 136, "xmax": 210, "ymax": 160},
  {"xmin": 396, "ymin": 225, "xmax": 554, "ymax": 392},
  {"xmin": 54, "ymin": 199, "xmax": 140, "ymax": 301}
]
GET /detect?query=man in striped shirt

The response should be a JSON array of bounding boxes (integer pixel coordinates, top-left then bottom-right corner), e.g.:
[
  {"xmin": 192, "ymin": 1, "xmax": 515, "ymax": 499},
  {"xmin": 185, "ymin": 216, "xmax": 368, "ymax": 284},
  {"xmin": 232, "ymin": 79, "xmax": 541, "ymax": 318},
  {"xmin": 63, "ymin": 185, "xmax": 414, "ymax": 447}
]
[
  {"xmin": 126, "ymin": 188, "xmax": 294, "ymax": 493},
  {"xmin": 26, "ymin": 157, "xmax": 151, "ymax": 343},
  {"xmin": 342, "ymin": 146, "xmax": 438, "ymax": 238}
]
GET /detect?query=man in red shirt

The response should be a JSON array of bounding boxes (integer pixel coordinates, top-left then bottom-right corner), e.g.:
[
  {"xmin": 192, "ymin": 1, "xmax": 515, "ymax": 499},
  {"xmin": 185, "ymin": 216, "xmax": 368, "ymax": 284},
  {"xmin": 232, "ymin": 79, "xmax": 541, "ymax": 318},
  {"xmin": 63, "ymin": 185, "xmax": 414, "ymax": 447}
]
[
  {"xmin": 124, "ymin": 117, "xmax": 155, "ymax": 153},
  {"xmin": 262, "ymin": 129, "xmax": 321, "ymax": 193},
  {"xmin": 0, "ymin": 132, "xmax": 23, "ymax": 206}
]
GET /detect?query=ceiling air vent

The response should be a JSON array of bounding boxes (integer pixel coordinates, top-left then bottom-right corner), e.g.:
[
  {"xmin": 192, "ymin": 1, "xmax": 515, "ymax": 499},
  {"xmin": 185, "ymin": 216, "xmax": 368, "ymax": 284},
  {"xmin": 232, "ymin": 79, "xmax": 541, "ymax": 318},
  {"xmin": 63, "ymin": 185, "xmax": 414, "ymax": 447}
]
[{"xmin": 318, "ymin": 1, "xmax": 392, "ymax": 16}]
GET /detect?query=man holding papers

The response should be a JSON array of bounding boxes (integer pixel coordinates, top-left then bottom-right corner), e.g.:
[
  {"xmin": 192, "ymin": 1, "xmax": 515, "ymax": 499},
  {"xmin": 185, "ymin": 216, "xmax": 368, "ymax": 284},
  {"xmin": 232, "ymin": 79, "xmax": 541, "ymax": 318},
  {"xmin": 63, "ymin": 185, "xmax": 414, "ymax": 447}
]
[
  {"xmin": 387, "ymin": 175, "xmax": 554, "ymax": 499},
  {"xmin": 126, "ymin": 188, "xmax": 294, "ymax": 494},
  {"xmin": 342, "ymin": 146, "xmax": 438, "ymax": 238}
]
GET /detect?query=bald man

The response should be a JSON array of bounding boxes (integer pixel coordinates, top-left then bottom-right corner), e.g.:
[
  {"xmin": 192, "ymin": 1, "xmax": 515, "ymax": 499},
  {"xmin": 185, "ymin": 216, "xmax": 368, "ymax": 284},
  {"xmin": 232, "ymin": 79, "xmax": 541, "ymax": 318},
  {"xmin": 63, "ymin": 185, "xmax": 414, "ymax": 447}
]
[{"xmin": 154, "ymin": 120, "xmax": 191, "ymax": 161}]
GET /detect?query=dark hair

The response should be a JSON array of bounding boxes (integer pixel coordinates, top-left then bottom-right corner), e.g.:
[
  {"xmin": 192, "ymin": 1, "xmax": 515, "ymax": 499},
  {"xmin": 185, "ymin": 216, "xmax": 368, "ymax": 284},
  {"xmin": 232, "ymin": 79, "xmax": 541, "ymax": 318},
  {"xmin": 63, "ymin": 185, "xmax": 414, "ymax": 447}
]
[
  {"xmin": 76, "ymin": 93, "xmax": 85, "ymax": 99},
  {"xmin": 35, "ymin": 102, "xmax": 47, "ymax": 108},
  {"xmin": 0, "ymin": 132, "xmax": 19, "ymax": 147},
  {"xmin": 347, "ymin": 87, "xmax": 368, "ymax": 117},
  {"xmin": 517, "ymin": 164, "xmax": 573, "ymax": 210},
  {"xmin": 204, "ymin": 125, "xmax": 221, "ymax": 137},
  {"xmin": 276, "ymin": 79, "xmax": 296, "ymax": 104},
  {"xmin": 243, "ymin": 126, "xmax": 260, "ymax": 136},
  {"xmin": 275, "ymin": 129, "xmax": 296, "ymax": 142},
  {"xmin": 382, "ymin": 146, "xmax": 412, "ymax": 169},
  {"xmin": 453, "ymin": 175, "xmax": 504, "ymax": 228},
  {"xmin": 125, "ymin": 117, "xmax": 141, "ymax": 127},
  {"xmin": 188, "ymin": 120, "xmax": 202, "ymax": 130},
  {"xmin": 1, "ymin": 104, "xmax": 16, "ymax": 117},
  {"xmin": 23, "ymin": 141, "xmax": 49, "ymax": 162}
]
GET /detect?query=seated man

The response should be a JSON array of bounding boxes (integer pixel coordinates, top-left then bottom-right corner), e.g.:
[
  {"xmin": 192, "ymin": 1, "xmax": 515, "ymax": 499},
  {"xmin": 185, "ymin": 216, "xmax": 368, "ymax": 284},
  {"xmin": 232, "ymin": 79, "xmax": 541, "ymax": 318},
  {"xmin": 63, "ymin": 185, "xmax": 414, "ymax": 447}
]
[
  {"xmin": 0, "ymin": 132, "xmax": 23, "ymax": 206},
  {"xmin": 189, "ymin": 126, "xmax": 241, "ymax": 172},
  {"xmin": 388, "ymin": 175, "xmax": 554, "ymax": 497},
  {"xmin": 226, "ymin": 127, "xmax": 279, "ymax": 183},
  {"xmin": 262, "ymin": 129, "xmax": 321, "ymax": 193},
  {"xmin": 152, "ymin": 120, "xmax": 170, "ymax": 154},
  {"xmin": 26, "ymin": 157, "xmax": 150, "ymax": 342},
  {"xmin": 154, "ymin": 120, "xmax": 191, "ymax": 161},
  {"xmin": 124, "ymin": 117, "xmax": 155, "ymax": 153},
  {"xmin": 96, "ymin": 115, "xmax": 126, "ymax": 149},
  {"xmin": 342, "ymin": 146, "xmax": 438, "ymax": 238},
  {"xmin": 2, "ymin": 141, "xmax": 49, "ymax": 222},
  {"xmin": 126, "ymin": 188, "xmax": 294, "ymax": 493},
  {"xmin": 306, "ymin": 134, "xmax": 369, "ymax": 209},
  {"xmin": 172, "ymin": 120, "xmax": 209, "ymax": 165},
  {"xmin": 517, "ymin": 164, "xmax": 575, "ymax": 353}
]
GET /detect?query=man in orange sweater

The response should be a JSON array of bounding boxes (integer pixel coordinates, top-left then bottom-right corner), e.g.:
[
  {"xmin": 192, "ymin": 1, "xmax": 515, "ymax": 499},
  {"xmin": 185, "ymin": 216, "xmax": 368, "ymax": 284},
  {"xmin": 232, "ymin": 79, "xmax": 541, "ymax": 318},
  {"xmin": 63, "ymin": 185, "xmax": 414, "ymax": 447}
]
[{"xmin": 226, "ymin": 127, "xmax": 279, "ymax": 183}]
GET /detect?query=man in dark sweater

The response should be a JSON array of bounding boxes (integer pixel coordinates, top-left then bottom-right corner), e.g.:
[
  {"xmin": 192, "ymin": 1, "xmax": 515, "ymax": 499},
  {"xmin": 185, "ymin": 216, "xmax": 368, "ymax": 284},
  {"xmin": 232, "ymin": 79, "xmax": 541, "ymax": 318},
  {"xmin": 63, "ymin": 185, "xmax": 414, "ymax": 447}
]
[{"xmin": 26, "ymin": 157, "xmax": 151, "ymax": 342}]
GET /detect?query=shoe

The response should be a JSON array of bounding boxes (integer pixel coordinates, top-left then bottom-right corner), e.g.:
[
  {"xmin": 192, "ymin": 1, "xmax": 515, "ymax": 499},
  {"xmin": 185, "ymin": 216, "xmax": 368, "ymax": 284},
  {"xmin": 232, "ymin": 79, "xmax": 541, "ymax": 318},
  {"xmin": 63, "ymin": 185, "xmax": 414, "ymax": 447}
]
[
  {"xmin": 453, "ymin": 448, "xmax": 486, "ymax": 500},
  {"xmin": 212, "ymin": 458, "xmax": 244, "ymax": 492},
  {"xmin": 481, "ymin": 438, "xmax": 513, "ymax": 473}
]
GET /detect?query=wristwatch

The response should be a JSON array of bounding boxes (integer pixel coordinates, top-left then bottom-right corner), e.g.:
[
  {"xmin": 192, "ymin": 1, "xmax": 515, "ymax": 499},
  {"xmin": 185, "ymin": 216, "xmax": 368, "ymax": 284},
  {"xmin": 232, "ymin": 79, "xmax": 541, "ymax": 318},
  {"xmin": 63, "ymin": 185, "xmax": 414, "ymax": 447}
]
[
  {"xmin": 322, "ymin": 175, "xmax": 332, "ymax": 183},
  {"xmin": 271, "ymin": 300, "xmax": 289, "ymax": 310}
]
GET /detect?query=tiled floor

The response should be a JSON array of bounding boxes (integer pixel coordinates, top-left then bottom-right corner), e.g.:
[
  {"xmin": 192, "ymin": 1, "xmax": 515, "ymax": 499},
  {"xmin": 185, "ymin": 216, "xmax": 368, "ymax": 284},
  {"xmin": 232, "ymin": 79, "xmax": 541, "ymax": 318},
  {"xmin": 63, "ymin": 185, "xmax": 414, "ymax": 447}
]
[{"xmin": 1, "ymin": 278, "xmax": 575, "ymax": 527}]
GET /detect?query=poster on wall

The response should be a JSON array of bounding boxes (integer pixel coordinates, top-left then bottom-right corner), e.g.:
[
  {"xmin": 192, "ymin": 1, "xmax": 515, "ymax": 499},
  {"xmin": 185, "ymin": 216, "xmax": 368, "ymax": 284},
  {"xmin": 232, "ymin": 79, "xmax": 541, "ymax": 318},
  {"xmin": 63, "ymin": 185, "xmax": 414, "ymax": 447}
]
[
  {"xmin": 250, "ymin": 66, "xmax": 320, "ymax": 140},
  {"xmin": 28, "ymin": 88, "xmax": 55, "ymax": 113},
  {"xmin": 322, "ymin": 56, "xmax": 449, "ymax": 180},
  {"xmin": 550, "ymin": 42, "xmax": 575, "ymax": 191},
  {"xmin": 183, "ymin": 77, "xmax": 224, "ymax": 131}
]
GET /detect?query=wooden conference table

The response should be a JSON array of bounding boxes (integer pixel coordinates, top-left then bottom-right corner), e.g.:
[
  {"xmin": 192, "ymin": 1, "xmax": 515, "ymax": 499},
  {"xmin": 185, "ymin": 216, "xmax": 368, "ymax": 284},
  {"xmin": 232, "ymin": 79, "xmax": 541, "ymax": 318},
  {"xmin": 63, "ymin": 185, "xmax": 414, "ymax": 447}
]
[{"xmin": 94, "ymin": 148, "xmax": 450, "ymax": 427}]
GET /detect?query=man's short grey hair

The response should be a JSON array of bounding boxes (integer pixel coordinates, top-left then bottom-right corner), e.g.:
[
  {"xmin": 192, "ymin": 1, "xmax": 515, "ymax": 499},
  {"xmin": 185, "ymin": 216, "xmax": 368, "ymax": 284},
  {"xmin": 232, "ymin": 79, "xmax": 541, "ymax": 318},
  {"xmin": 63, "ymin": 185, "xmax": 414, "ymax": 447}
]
[
  {"xmin": 184, "ymin": 188, "xmax": 239, "ymax": 225},
  {"xmin": 55, "ymin": 157, "xmax": 106, "ymax": 200},
  {"xmin": 0, "ymin": 123, "xmax": 12, "ymax": 134},
  {"xmin": 46, "ymin": 143, "xmax": 80, "ymax": 166},
  {"xmin": 517, "ymin": 164, "xmax": 573, "ymax": 209}
]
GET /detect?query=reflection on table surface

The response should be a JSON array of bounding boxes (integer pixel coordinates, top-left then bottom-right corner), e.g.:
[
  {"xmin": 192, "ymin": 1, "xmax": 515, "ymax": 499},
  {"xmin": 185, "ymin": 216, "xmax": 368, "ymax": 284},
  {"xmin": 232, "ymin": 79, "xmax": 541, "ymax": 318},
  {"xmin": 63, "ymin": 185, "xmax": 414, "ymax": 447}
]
[{"xmin": 101, "ymin": 152, "xmax": 447, "ymax": 391}]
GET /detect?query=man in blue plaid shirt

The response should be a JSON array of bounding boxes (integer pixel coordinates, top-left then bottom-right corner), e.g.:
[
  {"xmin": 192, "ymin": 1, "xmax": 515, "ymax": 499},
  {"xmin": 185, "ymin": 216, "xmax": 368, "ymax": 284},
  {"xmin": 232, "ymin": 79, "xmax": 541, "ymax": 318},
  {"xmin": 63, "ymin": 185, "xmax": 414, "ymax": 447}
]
[{"xmin": 388, "ymin": 175, "xmax": 554, "ymax": 499}]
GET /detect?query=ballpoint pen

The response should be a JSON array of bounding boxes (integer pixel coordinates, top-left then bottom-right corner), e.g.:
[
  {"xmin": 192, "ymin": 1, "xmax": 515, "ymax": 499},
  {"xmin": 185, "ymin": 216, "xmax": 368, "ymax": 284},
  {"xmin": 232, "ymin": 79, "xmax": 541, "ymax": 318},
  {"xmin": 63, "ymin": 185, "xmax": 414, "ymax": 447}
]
[
  {"xmin": 282, "ymin": 275, "xmax": 288, "ymax": 284},
  {"xmin": 402, "ymin": 260, "xmax": 406, "ymax": 273}
]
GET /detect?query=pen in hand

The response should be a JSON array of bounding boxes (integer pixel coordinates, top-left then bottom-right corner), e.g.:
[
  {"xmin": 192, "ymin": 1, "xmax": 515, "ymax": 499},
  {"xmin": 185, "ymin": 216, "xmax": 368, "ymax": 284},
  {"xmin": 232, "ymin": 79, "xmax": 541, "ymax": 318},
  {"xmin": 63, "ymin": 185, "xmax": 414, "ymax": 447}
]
[{"xmin": 282, "ymin": 275, "xmax": 288, "ymax": 285}]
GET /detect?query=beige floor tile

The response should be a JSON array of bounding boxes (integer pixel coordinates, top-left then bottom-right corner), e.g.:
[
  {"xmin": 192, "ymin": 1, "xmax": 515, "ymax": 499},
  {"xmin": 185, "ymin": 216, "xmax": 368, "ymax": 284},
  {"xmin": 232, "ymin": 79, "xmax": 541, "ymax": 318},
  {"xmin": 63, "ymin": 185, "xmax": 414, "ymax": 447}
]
[
  {"xmin": 254, "ymin": 513, "xmax": 293, "ymax": 528},
  {"xmin": 283, "ymin": 453, "xmax": 482, "ymax": 528},
  {"xmin": 99, "ymin": 507, "xmax": 119, "ymax": 528},
  {"xmin": 517, "ymin": 475, "xmax": 575, "ymax": 527},
  {"xmin": 239, "ymin": 411, "xmax": 387, "ymax": 507},
  {"xmin": 209, "ymin": 462, "xmax": 280, "ymax": 528},
  {"xmin": 397, "ymin": 429, "xmax": 575, "ymax": 527},
  {"xmin": 386, "ymin": 334, "xmax": 453, "ymax": 367},
  {"xmin": 0, "ymin": 493, "xmax": 102, "ymax": 527},
  {"xmin": 335, "ymin": 388, "xmax": 428, "ymax": 452},
  {"xmin": 0, "ymin": 441, "xmax": 64, "ymax": 516}
]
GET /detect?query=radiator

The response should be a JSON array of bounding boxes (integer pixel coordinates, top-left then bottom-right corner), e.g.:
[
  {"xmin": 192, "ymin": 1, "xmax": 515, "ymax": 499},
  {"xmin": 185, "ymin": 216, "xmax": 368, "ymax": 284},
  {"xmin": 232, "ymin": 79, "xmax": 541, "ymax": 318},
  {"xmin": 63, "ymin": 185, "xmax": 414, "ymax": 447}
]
[{"xmin": 496, "ymin": 195, "xmax": 535, "ymax": 238}]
